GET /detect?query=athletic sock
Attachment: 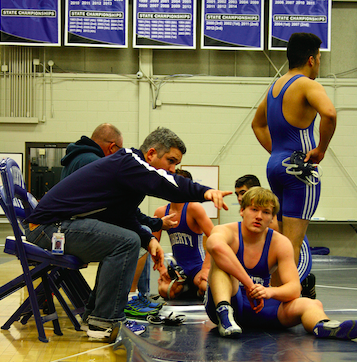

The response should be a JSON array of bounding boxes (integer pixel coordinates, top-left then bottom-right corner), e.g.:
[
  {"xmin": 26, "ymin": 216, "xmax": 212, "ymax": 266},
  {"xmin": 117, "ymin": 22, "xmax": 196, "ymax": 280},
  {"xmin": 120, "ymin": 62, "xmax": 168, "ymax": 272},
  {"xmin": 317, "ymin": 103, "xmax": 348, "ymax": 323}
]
[
  {"xmin": 128, "ymin": 290, "xmax": 138, "ymax": 301},
  {"xmin": 216, "ymin": 301, "xmax": 231, "ymax": 309}
]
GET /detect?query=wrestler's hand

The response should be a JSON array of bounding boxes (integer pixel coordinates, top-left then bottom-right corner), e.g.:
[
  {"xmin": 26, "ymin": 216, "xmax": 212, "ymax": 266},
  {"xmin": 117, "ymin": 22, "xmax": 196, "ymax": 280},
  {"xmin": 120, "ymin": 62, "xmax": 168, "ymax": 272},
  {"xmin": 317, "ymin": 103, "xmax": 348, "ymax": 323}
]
[
  {"xmin": 148, "ymin": 238, "xmax": 164, "ymax": 270},
  {"xmin": 194, "ymin": 269, "xmax": 209, "ymax": 296},
  {"xmin": 304, "ymin": 147, "xmax": 325, "ymax": 164},
  {"xmin": 204, "ymin": 189, "xmax": 232, "ymax": 210},
  {"xmin": 196, "ymin": 268, "xmax": 209, "ymax": 284},
  {"xmin": 249, "ymin": 284, "xmax": 269, "ymax": 300},
  {"xmin": 197, "ymin": 280, "xmax": 208, "ymax": 296},
  {"xmin": 245, "ymin": 285, "xmax": 264, "ymax": 314},
  {"xmin": 161, "ymin": 213, "xmax": 178, "ymax": 230},
  {"xmin": 157, "ymin": 264, "xmax": 168, "ymax": 277}
]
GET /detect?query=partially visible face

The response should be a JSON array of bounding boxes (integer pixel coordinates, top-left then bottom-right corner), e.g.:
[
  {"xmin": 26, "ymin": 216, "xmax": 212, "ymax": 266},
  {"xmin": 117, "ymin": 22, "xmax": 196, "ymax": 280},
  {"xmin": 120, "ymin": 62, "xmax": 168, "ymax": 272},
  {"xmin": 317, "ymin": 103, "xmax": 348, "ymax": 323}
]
[
  {"xmin": 235, "ymin": 185, "xmax": 249, "ymax": 205},
  {"xmin": 158, "ymin": 273, "xmax": 184, "ymax": 300},
  {"xmin": 311, "ymin": 50, "xmax": 321, "ymax": 80},
  {"xmin": 149, "ymin": 147, "xmax": 183, "ymax": 173},
  {"xmin": 103, "ymin": 135, "xmax": 123, "ymax": 156},
  {"xmin": 240, "ymin": 202, "xmax": 274, "ymax": 233}
]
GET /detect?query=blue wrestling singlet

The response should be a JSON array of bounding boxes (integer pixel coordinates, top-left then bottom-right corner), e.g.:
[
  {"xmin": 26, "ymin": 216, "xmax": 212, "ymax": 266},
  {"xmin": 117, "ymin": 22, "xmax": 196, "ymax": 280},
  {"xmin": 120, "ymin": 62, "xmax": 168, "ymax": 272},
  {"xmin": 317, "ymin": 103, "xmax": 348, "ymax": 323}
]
[
  {"xmin": 266, "ymin": 74, "xmax": 321, "ymax": 221},
  {"xmin": 205, "ymin": 222, "xmax": 283, "ymax": 329},
  {"xmin": 237, "ymin": 222, "xmax": 272, "ymax": 288},
  {"xmin": 165, "ymin": 203, "xmax": 205, "ymax": 280}
]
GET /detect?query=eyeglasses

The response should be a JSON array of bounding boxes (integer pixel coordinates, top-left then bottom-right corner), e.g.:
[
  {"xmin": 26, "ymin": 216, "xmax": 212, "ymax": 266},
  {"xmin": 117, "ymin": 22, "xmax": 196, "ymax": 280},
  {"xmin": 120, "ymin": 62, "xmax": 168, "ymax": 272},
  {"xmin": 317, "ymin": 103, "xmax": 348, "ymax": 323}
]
[{"xmin": 105, "ymin": 140, "xmax": 121, "ymax": 149}]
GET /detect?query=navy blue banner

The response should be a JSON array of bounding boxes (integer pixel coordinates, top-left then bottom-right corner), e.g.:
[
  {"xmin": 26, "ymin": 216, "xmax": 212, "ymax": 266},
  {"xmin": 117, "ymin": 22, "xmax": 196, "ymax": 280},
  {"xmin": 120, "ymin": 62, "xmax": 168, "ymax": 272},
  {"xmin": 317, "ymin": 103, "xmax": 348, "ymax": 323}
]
[
  {"xmin": 269, "ymin": 0, "xmax": 331, "ymax": 50},
  {"xmin": 133, "ymin": 0, "xmax": 196, "ymax": 49},
  {"xmin": 201, "ymin": 0, "xmax": 264, "ymax": 50},
  {"xmin": 0, "ymin": 0, "xmax": 60, "ymax": 46},
  {"xmin": 65, "ymin": 0, "xmax": 128, "ymax": 47}
]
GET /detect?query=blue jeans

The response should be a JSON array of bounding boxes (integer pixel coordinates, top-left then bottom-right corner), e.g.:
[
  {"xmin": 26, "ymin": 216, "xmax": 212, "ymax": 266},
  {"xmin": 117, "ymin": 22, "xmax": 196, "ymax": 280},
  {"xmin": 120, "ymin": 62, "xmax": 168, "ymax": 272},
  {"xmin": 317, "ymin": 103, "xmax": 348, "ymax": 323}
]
[
  {"xmin": 138, "ymin": 256, "xmax": 151, "ymax": 295},
  {"xmin": 25, "ymin": 218, "xmax": 140, "ymax": 323}
]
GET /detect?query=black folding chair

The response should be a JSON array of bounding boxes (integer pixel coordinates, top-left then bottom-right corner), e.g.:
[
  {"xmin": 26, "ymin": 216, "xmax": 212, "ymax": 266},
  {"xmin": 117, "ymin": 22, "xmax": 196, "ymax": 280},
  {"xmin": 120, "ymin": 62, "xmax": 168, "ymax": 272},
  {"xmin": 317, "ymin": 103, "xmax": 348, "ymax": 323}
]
[{"xmin": 0, "ymin": 157, "xmax": 90, "ymax": 342}]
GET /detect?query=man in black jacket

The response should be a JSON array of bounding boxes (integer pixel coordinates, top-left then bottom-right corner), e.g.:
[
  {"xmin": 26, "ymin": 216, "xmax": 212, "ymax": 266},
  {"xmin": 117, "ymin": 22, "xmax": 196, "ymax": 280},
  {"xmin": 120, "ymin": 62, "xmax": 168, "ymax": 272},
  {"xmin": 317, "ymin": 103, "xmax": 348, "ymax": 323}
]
[
  {"xmin": 25, "ymin": 127, "xmax": 231, "ymax": 341},
  {"xmin": 60, "ymin": 123, "xmax": 177, "ymax": 321}
]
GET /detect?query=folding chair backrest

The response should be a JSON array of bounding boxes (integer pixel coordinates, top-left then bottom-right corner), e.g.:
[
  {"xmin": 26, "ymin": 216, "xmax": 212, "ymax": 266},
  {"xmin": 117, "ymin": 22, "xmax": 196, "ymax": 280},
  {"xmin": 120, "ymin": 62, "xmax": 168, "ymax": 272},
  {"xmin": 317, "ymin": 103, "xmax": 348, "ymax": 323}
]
[
  {"xmin": 0, "ymin": 158, "xmax": 38, "ymax": 235},
  {"xmin": 0, "ymin": 185, "xmax": 37, "ymax": 224},
  {"xmin": 0, "ymin": 186, "xmax": 8, "ymax": 216}
]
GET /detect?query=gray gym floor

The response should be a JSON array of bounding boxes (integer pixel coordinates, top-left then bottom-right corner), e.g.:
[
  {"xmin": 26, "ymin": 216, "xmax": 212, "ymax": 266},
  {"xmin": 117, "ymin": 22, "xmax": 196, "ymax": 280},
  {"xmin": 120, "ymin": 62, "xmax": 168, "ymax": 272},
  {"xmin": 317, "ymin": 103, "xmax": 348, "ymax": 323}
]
[{"xmin": 114, "ymin": 255, "xmax": 357, "ymax": 362}]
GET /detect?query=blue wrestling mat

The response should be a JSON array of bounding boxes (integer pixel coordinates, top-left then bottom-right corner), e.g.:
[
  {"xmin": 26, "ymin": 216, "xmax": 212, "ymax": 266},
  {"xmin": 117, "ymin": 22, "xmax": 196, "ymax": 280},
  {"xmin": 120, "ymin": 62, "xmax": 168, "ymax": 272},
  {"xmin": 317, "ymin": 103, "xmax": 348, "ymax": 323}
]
[{"xmin": 113, "ymin": 256, "xmax": 357, "ymax": 362}]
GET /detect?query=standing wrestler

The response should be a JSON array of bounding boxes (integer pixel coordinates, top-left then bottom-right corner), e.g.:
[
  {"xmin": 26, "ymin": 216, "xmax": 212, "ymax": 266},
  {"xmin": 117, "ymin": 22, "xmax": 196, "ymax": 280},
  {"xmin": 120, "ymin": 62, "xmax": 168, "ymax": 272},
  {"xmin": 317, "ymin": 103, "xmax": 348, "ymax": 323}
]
[
  {"xmin": 153, "ymin": 169, "xmax": 214, "ymax": 300},
  {"xmin": 252, "ymin": 33, "xmax": 336, "ymax": 270},
  {"xmin": 205, "ymin": 187, "xmax": 357, "ymax": 340}
]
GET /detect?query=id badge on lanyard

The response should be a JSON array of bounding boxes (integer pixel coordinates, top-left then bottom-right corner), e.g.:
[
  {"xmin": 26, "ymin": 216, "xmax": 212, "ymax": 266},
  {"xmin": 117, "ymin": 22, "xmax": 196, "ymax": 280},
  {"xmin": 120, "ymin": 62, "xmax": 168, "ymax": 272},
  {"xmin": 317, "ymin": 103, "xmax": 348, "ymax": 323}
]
[{"xmin": 52, "ymin": 223, "xmax": 65, "ymax": 255}]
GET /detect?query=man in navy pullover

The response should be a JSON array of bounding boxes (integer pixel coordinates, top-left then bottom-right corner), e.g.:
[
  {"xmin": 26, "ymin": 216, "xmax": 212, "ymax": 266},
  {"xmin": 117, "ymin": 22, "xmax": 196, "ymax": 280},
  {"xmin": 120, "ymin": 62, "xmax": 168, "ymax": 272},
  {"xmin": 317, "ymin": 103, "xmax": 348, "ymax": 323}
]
[
  {"xmin": 60, "ymin": 123, "xmax": 177, "ymax": 319},
  {"xmin": 60, "ymin": 123, "xmax": 123, "ymax": 179},
  {"xmin": 25, "ymin": 127, "xmax": 231, "ymax": 341}
]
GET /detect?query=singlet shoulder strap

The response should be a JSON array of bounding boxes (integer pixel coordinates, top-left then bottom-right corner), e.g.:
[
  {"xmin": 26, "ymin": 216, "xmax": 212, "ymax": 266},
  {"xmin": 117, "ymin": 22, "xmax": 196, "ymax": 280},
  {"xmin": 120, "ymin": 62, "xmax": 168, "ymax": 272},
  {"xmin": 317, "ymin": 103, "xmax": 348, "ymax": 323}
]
[
  {"xmin": 262, "ymin": 228, "xmax": 274, "ymax": 256},
  {"xmin": 270, "ymin": 74, "xmax": 305, "ymax": 100},
  {"xmin": 280, "ymin": 74, "xmax": 305, "ymax": 96},
  {"xmin": 181, "ymin": 202, "xmax": 189, "ymax": 224},
  {"xmin": 237, "ymin": 222, "xmax": 245, "ymax": 268}
]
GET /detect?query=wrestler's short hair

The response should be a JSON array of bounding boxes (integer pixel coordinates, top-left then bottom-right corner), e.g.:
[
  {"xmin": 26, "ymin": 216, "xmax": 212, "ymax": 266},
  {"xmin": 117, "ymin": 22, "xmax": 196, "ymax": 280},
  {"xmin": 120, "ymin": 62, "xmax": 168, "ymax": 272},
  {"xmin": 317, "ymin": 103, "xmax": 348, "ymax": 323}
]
[
  {"xmin": 241, "ymin": 187, "xmax": 280, "ymax": 217},
  {"xmin": 287, "ymin": 32, "xmax": 322, "ymax": 69},
  {"xmin": 140, "ymin": 127, "xmax": 186, "ymax": 157},
  {"xmin": 235, "ymin": 174, "xmax": 261, "ymax": 189},
  {"xmin": 175, "ymin": 169, "xmax": 192, "ymax": 180}
]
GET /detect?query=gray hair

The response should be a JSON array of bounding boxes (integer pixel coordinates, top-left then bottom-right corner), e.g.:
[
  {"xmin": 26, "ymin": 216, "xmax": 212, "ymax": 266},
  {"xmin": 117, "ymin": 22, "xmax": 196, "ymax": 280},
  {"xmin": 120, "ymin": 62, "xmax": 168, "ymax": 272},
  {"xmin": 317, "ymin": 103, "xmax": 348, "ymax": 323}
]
[{"xmin": 140, "ymin": 127, "xmax": 186, "ymax": 157}]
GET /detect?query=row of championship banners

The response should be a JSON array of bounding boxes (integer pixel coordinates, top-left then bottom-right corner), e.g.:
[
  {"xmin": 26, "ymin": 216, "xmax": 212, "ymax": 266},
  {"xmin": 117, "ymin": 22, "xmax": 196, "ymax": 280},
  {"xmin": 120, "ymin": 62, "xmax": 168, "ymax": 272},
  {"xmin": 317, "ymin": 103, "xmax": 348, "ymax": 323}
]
[{"xmin": 0, "ymin": 0, "xmax": 331, "ymax": 51}]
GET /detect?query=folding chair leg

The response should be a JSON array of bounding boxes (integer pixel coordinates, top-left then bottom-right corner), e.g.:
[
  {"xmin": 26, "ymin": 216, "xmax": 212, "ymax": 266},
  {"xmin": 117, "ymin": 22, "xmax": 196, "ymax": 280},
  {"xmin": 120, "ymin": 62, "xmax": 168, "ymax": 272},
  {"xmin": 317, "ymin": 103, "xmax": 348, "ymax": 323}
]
[
  {"xmin": 25, "ymin": 285, "xmax": 48, "ymax": 343},
  {"xmin": 1, "ymin": 299, "xmax": 30, "ymax": 329},
  {"xmin": 66, "ymin": 269, "xmax": 91, "ymax": 302},
  {"xmin": 41, "ymin": 275, "xmax": 63, "ymax": 336},
  {"xmin": 48, "ymin": 277, "xmax": 82, "ymax": 331},
  {"xmin": 51, "ymin": 269, "xmax": 90, "ymax": 315},
  {"xmin": 3, "ymin": 281, "xmax": 47, "ymax": 329}
]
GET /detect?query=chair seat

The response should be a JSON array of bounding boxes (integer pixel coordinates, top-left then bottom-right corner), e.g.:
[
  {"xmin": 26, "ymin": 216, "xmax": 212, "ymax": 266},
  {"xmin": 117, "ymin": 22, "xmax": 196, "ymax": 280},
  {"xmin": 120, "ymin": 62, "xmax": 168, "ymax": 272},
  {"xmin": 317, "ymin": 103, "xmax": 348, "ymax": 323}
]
[{"xmin": 4, "ymin": 236, "xmax": 86, "ymax": 270}]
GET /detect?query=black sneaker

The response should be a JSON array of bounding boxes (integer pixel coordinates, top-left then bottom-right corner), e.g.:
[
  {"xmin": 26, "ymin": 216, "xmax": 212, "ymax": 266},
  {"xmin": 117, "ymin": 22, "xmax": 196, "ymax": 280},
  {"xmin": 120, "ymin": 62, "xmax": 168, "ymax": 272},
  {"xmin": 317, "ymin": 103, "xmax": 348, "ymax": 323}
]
[
  {"xmin": 313, "ymin": 320, "xmax": 357, "ymax": 340},
  {"xmin": 87, "ymin": 324, "xmax": 113, "ymax": 341},
  {"xmin": 301, "ymin": 273, "xmax": 316, "ymax": 299},
  {"xmin": 87, "ymin": 320, "xmax": 146, "ymax": 342}
]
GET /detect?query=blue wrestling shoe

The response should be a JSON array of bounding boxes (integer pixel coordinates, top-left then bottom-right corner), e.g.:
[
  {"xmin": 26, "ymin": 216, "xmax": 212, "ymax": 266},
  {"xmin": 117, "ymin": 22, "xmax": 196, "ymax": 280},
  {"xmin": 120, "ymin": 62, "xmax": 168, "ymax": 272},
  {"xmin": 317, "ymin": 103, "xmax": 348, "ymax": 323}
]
[
  {"xmin": 216, "ymin": 304, "xmax": 242, "ymax": 338},
  {"xmin": 313, "ymin": 320, "xmax": 357, "ymax": 340},
  {"xmin": 125, "ymin": 298, "xmax": 159, "ymax": 319},
  {"xmin": 134, "ymin": 292, "xmax": 164, "ymax": 309},
  {"xmin": 124, "ymin": 320, "xmax": 146, "ymax": 335}
]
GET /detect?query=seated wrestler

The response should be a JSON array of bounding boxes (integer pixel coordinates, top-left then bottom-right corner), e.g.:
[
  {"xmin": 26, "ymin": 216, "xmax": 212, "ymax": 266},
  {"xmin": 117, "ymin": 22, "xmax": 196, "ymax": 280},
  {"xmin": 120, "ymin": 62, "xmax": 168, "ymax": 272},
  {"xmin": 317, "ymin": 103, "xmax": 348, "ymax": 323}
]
[
  {"xmin": 153, "ymin": 169, "xmax": 214, "ymax": 300},
  {"xmin": 205, "ymin": 187, "xmax": 357, "ymax": 340},
  {"xmin": 235, "ymin": 174, "xmax": 315, "ymax": 298}
]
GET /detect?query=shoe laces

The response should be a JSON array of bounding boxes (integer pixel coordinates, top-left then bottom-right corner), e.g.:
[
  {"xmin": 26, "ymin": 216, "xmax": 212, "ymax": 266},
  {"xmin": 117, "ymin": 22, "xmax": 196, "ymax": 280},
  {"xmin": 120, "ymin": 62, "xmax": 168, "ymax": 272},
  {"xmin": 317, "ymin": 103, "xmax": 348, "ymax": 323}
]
[
  {"xmin": 127, "ymin": 299, "xmax": 146, "ymax": 308},
  {"xmin": 138, "ymin": 294, "xmax": 151, "ymax": 306}
]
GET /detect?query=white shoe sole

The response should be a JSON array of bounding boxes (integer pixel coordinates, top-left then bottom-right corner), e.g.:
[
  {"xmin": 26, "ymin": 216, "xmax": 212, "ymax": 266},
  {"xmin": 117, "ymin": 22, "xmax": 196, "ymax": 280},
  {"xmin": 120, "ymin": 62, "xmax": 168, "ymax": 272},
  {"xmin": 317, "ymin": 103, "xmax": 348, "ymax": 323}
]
[
  {"xmin": 80, "ymin": 323, "xmax": 89, "ymax": 332},
  {"xmin": 87, "ymin": 329, "xmax": 111, "ymax": 340}
]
